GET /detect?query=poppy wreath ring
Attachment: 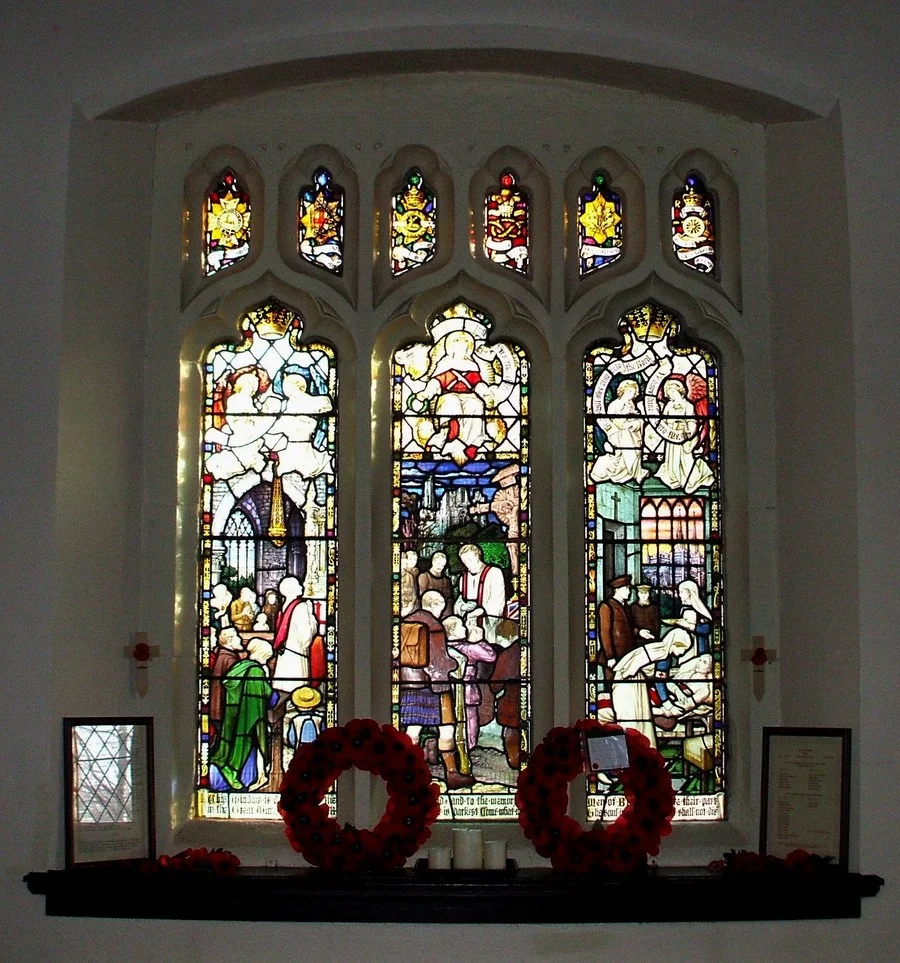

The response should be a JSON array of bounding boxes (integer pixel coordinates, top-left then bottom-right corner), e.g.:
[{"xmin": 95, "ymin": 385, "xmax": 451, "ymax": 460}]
[
  {"xmin": 516, "ymin": 720, "xmax": 676, "ymax": 872},
  {"xmin": 279, "ymin": 719, "xmax": 440, "ymax": 870}
]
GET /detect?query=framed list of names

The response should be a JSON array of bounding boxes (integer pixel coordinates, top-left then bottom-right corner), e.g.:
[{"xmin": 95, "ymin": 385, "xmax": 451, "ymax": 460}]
[{"xmin": 759, "ymin": 726, "xmax": 850, "ymax": 870}]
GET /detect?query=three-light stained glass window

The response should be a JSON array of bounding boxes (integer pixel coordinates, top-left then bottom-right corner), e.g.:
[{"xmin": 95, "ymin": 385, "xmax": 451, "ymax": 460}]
[
  {"xmin": 578, "ymin": 170, "xmax": 623, "ymax": 275},
  {"xmin": 391, "ymin": 301, "xmax": 530, "ymax": 820},
  {"xmin": 584, "ymin": 302, "xmax": 724, "ymax": 822},
  {"xmin": 203, "ymin": 168, "xmax": 251, "ymax": 276},
  {"xmin": 672, "ymin": 173, "xmax": 716, "ymax": 274},
  {"xmin": 298, "ymin": 168, "xmax": 345, "ymax": 274},
  {"xmin": 484, "ymin": 170, "xmax": 529, "ymax": 275},
  {"xmin": 391, "ymin": 168, "xmax": 437, "ymax": 276},
  {"xmin": 197, "ymin": 297, "xmax": 338, "ymax": 820}
]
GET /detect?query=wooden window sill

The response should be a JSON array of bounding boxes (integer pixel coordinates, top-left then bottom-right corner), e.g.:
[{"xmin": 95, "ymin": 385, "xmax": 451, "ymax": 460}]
[{"xmin": 24, "ymin": 866, "xmax": 883, "ymax": 923}]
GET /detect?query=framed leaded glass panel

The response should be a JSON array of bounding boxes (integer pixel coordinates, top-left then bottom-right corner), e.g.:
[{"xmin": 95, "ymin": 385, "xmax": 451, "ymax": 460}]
[
  {"xmin": 64, "ymin": 717, "xmax": 155, "ymax": 867},
  {"xmin": 196, "ymin": 297, "xmax": 338, "ymax": 820},
  {"xmin": 584, "ymin": 302, "xmax": 725, "ymax": 822},
  {"xmin": 391, "ymin": 301, "xmax": 530, "ymax": 820}
]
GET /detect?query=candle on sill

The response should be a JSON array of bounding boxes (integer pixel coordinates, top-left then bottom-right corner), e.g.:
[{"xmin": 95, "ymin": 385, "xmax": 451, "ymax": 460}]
[
  {"xmin": 452, "ymin": 828, "xmax": 484, "ymax": 870},
  {"xmin": 428, "ymin": 845, "xmax": 452, "ymax": 870},
  {"xmin": 484, "ymin": 839, "xmax": 507, "ymax": 870}
]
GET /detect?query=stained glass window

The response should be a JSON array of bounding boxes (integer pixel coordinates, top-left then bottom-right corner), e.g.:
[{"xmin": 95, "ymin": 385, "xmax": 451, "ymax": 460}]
[
  {"xmin": 484, "ymin": 170, "xmax": 529, "ymax": 275},
  {"xmin": 298, "ymin": 167, "xmax": 345, "ymax": 274},
  {"xmin": 203, "ymin": 168, "xmax": 251, "ymax": 276},
  {"xmin": 584, "ymin": 302, "xmax": 724, "ymax": 822},
  {"xmin": 672, "ymin": 173, "xmax": 716, "ymax": 274},
  {"xmin": 391, "ymin": 168, "xmax": 437, "ymax": 276},
  {"xmin": 578, "ymin": 170, "xmax": 623, "ymax": 275},
  {"xmin": 197, "ymin": 297, "xmax": 338, "ymax": 820},
  {"xmin": 391, "ymin": 301, "xmax": 530, "ymax": 820}
]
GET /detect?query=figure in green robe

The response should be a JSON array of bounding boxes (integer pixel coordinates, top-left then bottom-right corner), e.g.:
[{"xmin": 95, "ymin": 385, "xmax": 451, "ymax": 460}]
[{"xmin": 210, "ymin": 637, "xmax": 273, "ymax": 790}]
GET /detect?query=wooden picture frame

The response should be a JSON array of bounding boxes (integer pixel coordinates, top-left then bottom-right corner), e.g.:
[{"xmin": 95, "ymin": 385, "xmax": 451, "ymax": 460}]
[
  {"xmin": 64, "ymin": 717, "xmax": 156, "ymax": 869},
  {"xmin": 759, "ymin": 726, "xmax": 850, "ymax": 870}
]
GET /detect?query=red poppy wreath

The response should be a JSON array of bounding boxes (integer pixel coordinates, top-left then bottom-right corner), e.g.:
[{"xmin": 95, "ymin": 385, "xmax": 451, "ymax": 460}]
[
  {"xmin": 279, "ymin": 719, "xmax": 440, "ymax": 871},
  {"xmin": 516, "ymin": 720, "xmax": 676, "ymax": 873}
]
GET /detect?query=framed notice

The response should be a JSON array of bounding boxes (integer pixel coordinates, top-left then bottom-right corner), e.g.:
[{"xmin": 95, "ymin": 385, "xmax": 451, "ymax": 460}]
[
  {"xmin": 64, "ymin": 717, "xmax": 156, "ymax": 868},
  {"xmin": 759, "ymin": 726, "xmax": 850, "ymax": 870}
]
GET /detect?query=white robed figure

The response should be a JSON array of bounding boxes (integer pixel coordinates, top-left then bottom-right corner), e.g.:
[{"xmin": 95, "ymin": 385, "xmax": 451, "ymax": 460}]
[
  {"xmin": 265, "ymin": 364, "xmax": 334, "ymax": 509},
  {"xmin": 407, "ymin": 331, "xmax": 513, "ymax": 467},
  {"xmin": 654, "ymin": 376, "xmax": 714, "ymax": 494},
  {"xmin": 204, "ymin": 367, "xmax": 280, "ymax": 488},
  {"xmin": 604, "ymin": 631, "xmax": 693, "ymax": 749},
  {"xmin": 590, "ymin": 379, "xmax": 648, "ymax": 485}
]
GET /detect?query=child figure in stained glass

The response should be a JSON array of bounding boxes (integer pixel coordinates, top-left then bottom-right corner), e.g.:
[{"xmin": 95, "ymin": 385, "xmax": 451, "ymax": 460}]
[{"xmin": 400, "ymin": 591, "xmax": 475, "ymax": 790}]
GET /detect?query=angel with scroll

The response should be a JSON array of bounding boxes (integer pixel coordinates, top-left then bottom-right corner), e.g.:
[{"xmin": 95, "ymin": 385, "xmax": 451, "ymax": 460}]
[{"xmin": 654, "ymin": 374, "xmax": 714, "ymax": 494}]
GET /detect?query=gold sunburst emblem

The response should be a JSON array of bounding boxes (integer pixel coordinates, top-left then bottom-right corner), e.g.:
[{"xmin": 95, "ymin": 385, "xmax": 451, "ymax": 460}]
[
  {"xmin": 300, "ymin": 192, "xmax": 342, "ymax": 244},
  {"xmin": 208, "ymin": 192, "xmax": 249, "ymax": 245}
]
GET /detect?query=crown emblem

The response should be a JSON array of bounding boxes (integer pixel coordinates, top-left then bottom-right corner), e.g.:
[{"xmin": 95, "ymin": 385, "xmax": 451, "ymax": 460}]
[
  {"xmin": 245, "ymin": 298, "xmax": 300, "ymax": 341},
  {"xmin": 431, "ymin": 301, "xmax": 492, "ymax": 343},
  {"xmin": 620, "ymin": 302, "xmax": 678, "ymax": 343}
]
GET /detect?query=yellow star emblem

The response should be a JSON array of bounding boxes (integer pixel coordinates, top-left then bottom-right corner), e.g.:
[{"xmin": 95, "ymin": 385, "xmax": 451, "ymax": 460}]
[{"xmin": 208, "ymin": 192, "xmax": 249, "ymax": 245}]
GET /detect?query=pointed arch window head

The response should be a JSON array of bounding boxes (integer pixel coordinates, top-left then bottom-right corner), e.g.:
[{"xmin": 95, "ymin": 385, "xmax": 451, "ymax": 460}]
[
  {"xmin": 197, "ymin": 297, "xmax": 338, "ymax": 820},
  {"xmin": 391, "ymin": 168, "xmax": 437, "ymax": 277},
  {"xmin": 203, "ymin": 168, "xmax": 251, "ymax": 276},
  {"xmin": 578, "ymin": 170, "xmax": 623, "ymax": 275},
  {"xmin": 391, "ymin": 301, "xmax": 531, "ymax": 820},
  {"xmin": 672, "ymin": 173, "xmax": 716, "ymax": 275},
  {"xmin": 484, "ymin": 170, "xmax": 529, "ymax": 275},
  {"xmin": 298, "ymin": 168, "xmax": 345, "ymax": 275},
  {"xmin": 584, "ymin": 302, "xmax": 724, "ymax": 822}
]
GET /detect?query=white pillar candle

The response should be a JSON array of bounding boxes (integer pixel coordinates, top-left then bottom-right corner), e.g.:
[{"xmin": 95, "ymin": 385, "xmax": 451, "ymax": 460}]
[
  {"xmin": 484, "ymin": 839, "xmax": 507, "ymax": 870},
  {"xmin": 428, "ymin": 845, "xmax": 452, "ymax": 870},
  {"xmin": 452, "ymin": 828, "xmax": 484, "ymax": 870}
]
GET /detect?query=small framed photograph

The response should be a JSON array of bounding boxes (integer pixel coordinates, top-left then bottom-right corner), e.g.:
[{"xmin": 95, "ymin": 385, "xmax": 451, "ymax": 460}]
[
  {"xmin": 64, "ymin": 717, "xmax": 156, "ymax": 868},
  {"xmin": 759, "ymin": 726, "xmax": 850, "ymax": 869}
]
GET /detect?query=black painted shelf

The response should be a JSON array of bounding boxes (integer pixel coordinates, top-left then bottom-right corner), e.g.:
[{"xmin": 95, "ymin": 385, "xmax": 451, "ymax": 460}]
[{"xmin": 24, "ymin": 866, "xmax": 883, "ymax": 923}]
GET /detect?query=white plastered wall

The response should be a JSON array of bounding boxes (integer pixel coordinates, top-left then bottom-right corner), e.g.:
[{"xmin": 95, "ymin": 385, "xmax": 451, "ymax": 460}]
[{"xmin": 2, "ymin": 3, "xmax": 896, "ymax": 960}]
